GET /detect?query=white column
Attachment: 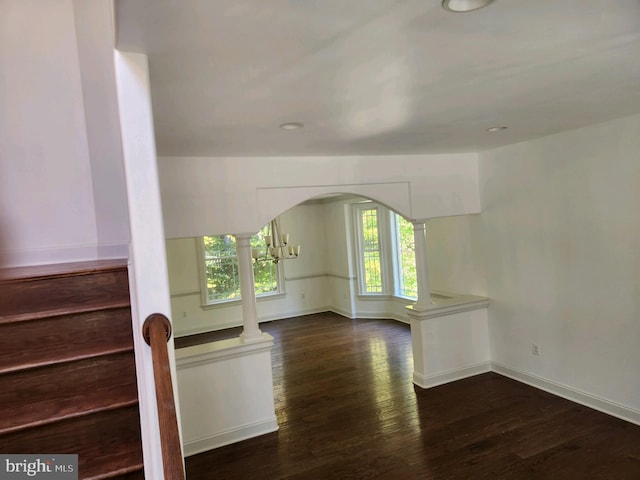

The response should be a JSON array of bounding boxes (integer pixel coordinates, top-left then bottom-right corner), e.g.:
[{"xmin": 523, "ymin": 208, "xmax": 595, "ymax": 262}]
[
  {"xmin": 235, "ymin": 234, "xmax": 263, "ymax": 342},
  {"xmin": 115, "ymin": 51, "xmax": 180, "ymax": 479},
  {"xmin": 412, "ymin": 221, "xmax": 433, "ymax": 311}
]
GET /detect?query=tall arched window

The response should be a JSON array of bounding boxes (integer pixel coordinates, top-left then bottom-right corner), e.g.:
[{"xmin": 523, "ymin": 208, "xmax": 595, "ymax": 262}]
[{"xmin": 354, "ymin": 202, "xmax": 416, "ymax": 299}]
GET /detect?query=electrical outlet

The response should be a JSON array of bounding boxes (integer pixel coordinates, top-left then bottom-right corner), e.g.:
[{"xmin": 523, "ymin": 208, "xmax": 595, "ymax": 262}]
[{"xmin": 532, "ymin": 344, "xmax": 541, "ymax": 356}]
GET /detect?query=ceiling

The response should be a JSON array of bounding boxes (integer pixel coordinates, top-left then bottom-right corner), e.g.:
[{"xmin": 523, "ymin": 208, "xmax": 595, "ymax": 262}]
[{"xmin": 115, "ymin": 0, "xmax": 640, "ymax": 157}]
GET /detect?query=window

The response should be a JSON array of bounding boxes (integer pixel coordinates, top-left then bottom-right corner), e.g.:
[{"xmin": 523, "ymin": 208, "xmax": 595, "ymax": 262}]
[
  {"xmin": 359, "ymin": 206, "xmax": 383, "ymax": 293},
  {"xmin": 394, "ymin": 214, "xmax": 417, "ymax": 298},
  {"xmin": 201, "ymin": 224, "xmax": 280, "ymax": 304},
  {"xmin": 354, "ymin": 202, "xmax": 417, "ymax": 299}
]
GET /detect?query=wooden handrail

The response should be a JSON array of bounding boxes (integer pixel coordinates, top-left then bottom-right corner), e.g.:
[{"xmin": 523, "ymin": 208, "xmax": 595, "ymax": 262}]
[{"xmin": 142, "ymin": 313, "xmax": 185, "ymax": 480}]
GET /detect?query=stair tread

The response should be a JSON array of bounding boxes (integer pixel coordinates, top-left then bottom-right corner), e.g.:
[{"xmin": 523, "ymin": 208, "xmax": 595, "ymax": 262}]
[
  {"xmin": 0, "ymin": 405, "xmax": 144, "ymax": 480},
  {"xmin": 0, "ymin": 300, "xmax": 131, "ymax": 325},
  {"xmin": 0, "ymin": 352, "xmax": 139, "ymax": 435},
  {"xmin": 0, "ymin": 264, "xmax": 130, "ymax": 318},
  {"xmin": 0, "ymin": 399, "xmax": 140, "ymax": 436},
  {"xmin": 88, "ymin": 463, "xmax": 144, "ymax": 480},
  {"xmin": 0, "ymin": 307, "xmax": 135, "ymax": 374},
  {"xmin": 0, "ymin": 345, "xmax": 134, "ymax": 375},
  {"xmin": 0, "ymin": 259, "xmax": 129, "ymax": 283}
]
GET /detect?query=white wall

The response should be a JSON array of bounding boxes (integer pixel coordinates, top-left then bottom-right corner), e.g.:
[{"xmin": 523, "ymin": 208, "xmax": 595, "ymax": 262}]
[
  {"xmin": 73, "ymin": 0, "xmax": 130, "ymax": 257},
  {"xmin": 0, "ymin": 0, "xmax": 97, "ymax": 266},
  {"xmin": 480, "ymin": 113, "xmax": 640, "ymax": 415},
  {"xmin": 158, "ymin": 153, "xmax": 480, "ymax": 238},
  {"xmin": 0, "ymin": 0, "xmax": 129, "ymax": 267},
  {"xmin": 168, "ymin": 203, "xmax": 332, "ymax": 336},
  {"xmin": 323, "ymin": 200, "xmax": 357, "ymax": 316},
  {"xmin": 426, "ymin": 214, "xmax": 486, "ymax": 296}
]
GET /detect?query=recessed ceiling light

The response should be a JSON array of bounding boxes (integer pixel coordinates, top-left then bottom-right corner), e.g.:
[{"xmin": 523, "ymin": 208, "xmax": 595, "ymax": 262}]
[
  {"xmin": 486, "ymin": 126, "xmax": 508, "ymax": 132},
  {"xmin": 279, "ymin": 122, "xmax": 304, "ymax": 130},
  {"xmin": 442, "ymin": 0, "xmax": 495, "ymax": 12}
]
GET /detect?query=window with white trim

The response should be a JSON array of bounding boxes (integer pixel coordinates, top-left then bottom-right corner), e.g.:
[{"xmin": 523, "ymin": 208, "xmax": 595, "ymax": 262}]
[
  {"xmin": 393, "ymin": 213, "xmax": 417, "ymax": 298},
  {"xmin": 200, "ymin": 224, "xmax": 281, "ymax": 304},
  {"xmin": 354, "ymin": 202, "xmax": 417, "ymax": 299}
]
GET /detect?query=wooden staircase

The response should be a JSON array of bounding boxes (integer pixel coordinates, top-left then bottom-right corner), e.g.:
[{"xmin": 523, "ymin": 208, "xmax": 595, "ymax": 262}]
[{"xmin": 0, "ymin": 260, "xmax": 144, "ymax": 479}]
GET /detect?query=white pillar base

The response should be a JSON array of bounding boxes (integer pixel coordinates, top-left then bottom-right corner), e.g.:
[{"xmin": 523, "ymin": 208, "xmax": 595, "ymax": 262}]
[{"xmin": 239, "ymin": 331, "xmax": 266, "ymax": 343}]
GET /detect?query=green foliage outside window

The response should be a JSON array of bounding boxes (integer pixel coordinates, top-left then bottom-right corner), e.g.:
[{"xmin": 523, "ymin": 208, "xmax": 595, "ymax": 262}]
[
  {"xmin": 396, "ymin": 214, "xmax": 417, "ymax": 298},
  {"xmin": 361, "ymin": 208, "xmax": 383, "ymax": 293},
  {"xmin": 203, "ymin": 225, "xmax": 278, "ymax": 303},
  {"xmin": 356, "ymin": 203, "xmax": 417, "ymax": 298}
]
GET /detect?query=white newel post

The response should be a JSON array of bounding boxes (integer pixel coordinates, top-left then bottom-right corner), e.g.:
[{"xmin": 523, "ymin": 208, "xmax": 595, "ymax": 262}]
[
  {"xmin": 412, "ymin": 221, "xmax": 433, "ymax": 310},
  {"xmin": 235, "ymin": 234, "xmax": 263, "ymax": 342}
]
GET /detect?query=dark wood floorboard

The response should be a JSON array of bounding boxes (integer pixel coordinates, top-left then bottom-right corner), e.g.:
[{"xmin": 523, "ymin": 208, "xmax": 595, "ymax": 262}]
[{"xmin": 181, "ymin": 312, "xmax": 640, "ymax": 479}]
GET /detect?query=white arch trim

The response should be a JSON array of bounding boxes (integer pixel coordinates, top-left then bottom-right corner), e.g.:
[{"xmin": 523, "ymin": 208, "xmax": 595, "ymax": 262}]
[{"xmin": 256, "ymin": 182, "xmax": 411, "ymax": 231}]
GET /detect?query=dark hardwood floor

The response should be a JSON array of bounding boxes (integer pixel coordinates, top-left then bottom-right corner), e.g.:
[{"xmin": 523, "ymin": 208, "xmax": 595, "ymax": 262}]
[{"xmin": 180, "ymin": 313, "xmax": 640, "ymax": 479}]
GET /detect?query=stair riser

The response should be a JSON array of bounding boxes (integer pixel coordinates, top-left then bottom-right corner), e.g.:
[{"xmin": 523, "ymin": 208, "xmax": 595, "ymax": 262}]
[
  {"xmin": 0, "ymin": 352, "xmax": 138, "ymax": 435},
  {"xmin": 111, "ymin": 471, "xmax": 145, "ymax": 480},
  {"xmin": 0, "ymin": 405, "xmax": 143, "ymax": 479},
  {"xmin": 0, "ymin": 307, "xmax": 135, "ymax": 374},
  {"xmin": 1, "ymin": 269, "xmax": 130, "ymax": 317}
]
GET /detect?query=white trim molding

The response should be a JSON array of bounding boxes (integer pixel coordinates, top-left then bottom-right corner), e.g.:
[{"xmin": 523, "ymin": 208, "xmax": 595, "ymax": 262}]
[
  {"xmin": 176, "ymin": 333, "xmax": 274, "ymax": 367},
  {"xmin": 328, "ymin": 306, "xmax": 356, "ymax": 319},
  {"xmin": 491, "ymin": 363, "xmax": 640, "ymax": 427},
  {"xmin": 97, "ymin": 242, "xmax": 130, "ymax": 260},
  {"xmin": 284, "ymin": 272, "xmax": 327, "ymax": 281},
  {"xmin": 326, "ymin": 272, "xmax": 356, "ymax": 281},
  {"xmin": 170, "ymin": 289, "xmax": 200, "ymax": 298},
  {"xmin": 406, "ymin": 293, "xmax": 489, "ymax": 319},
  {"xmin": 414, "ymin": 362, "xmax": 491, "ymax": 389},
  {"xmin": 183, "ymin": 417, "xmax": 279, "ymax": 457},
  {"xmin": 0, "ymin": 244, "xmax": 101, "ymax": 268},
  {"xmin": 173, "ymin": 306, "xmax": 332, "ymax": 338}
]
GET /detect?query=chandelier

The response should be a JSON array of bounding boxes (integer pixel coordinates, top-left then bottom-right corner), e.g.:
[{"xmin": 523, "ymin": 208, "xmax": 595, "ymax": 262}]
[{"xmin": 251, "ymin": 218, "xmax": 300, "ymax": 264}]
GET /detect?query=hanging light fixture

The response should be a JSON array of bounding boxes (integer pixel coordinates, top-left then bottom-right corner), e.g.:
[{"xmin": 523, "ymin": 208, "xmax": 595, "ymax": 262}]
[
  {"xmin": 442, "ymin": 0, "xmax": 495, "ymax": 12},
  {"xmin": 251, "ymin": 218, "xmax": 300, "ymax": 264}
]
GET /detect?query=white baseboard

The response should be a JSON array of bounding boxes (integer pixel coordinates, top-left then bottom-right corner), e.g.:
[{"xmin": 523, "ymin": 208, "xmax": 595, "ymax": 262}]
[
  {"xmin": 0, "ymin": 242, "xmax": 130, "ymax": 268},
  {"xmin": 175, "ymin": 306, "xmax": 333, "ymax": 338},
  {"xmin": 97, "ymin": 242, "xmax": 129, "ymax": 259},
  {"xmin": 258, "ymin": 306, "xmax": 331, "ymax": 323},
  {"xmin": 183, "ymin": 417, "xmax": 279, "ymax": 457},
  {"xmin": 0, "ymin": 244, "xmax": 98, "ymax": 268},
  {"xmin": 328, "ymin": 306, "xmax": 355, "ymax": 319},
  {"xmin": 413, "ymin": 362, "xmax": 491, "ymax": 389},
  {"xmin": 388, "ymin": 312, "xmax": 410, "ymax": 324},
  {"xmin": 327, "ymin": 306, "xmax": 409, "ymax": 324},
  {"xmin": 491, "ymin": 362, "xmax": 640, "ymax": 426}
]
